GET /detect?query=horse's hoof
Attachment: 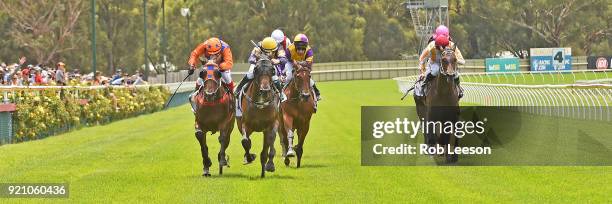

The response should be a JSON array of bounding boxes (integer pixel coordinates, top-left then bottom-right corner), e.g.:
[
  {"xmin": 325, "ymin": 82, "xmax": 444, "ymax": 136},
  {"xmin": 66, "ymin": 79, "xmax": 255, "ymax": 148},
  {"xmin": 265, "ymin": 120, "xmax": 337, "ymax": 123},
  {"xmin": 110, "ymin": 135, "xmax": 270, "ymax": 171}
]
[
  {"xmin": 243, "ymin": 154, "xmax": 257, "ymax": 164},
  {"xmin": 219, "ymin": 155, "xmax": 229, "ymax": 167},
  {"xmin": 284, "ymin": 157, "xmax": 290, "ymax": 166},
  {"xmin": 265, "ymin": 163, "xmax": 275, "ymax": 172},
  {"xmin": 286, "ymin": 149, "xmax": 296, "ymax": 157},
  {"xmin": 446, "ymin": 154, "xmax": 458, "ymax": 164},
  {"xmin": 203, "ymin": 168, "xmax": 211, "ymax": 177}
]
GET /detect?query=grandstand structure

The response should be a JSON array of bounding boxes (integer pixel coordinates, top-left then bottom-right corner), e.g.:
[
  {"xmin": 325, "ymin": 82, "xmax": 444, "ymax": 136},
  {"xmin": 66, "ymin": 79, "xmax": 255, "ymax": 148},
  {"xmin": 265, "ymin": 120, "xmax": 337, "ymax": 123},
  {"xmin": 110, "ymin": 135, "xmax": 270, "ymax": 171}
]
[{"xmin": 404, "ymin": 0, "xmax": 449, "ymax": 50}]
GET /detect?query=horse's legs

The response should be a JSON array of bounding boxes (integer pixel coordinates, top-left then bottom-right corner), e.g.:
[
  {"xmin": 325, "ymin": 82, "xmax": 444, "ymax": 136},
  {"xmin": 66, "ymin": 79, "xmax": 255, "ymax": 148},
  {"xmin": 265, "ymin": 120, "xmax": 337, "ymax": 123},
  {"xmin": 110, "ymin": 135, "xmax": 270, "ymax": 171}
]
[
  {"xmin": 424, "ymin": 113, "xmax": 437, "ymax": 149},
  {"xmin": 195, "ymin": 130, "xmax": 212, "ymax": 177},
  {"xmin": 241, "ymin": 126, "xmax": 256, "ymax": 164},
  {"xmin": 264, "ymin": 128, "xmax": 277, "ymax": 173},
  {"xmin": 295, "ymin": 122, "xmax": 310, "ymax": 168},
  {"xmin": 260, "ymin": 130, "xmax": 271, "ymax": 178},
  {"xmin": 218, "ymin": 128, "xmax": 230, "ymax": 175},
  {"xmin": 284, "ymin": 115, "xmax": 296, "ymax": 157},
  {"xmin": 446, "ymin": 133, "xmax": 459, "ymax": 163}
]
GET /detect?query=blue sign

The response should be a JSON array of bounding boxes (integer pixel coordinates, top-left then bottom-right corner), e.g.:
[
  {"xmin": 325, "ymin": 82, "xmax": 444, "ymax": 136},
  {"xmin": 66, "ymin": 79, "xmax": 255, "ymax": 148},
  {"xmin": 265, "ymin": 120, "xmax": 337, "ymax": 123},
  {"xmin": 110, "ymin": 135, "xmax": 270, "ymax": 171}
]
[
  {"xmin": 530, "ymin": 48, "xmax": 572, "ymax": 71},
  {"xmin": 485, "ymin": 58, "xmax": 520, "ymax": 72}
]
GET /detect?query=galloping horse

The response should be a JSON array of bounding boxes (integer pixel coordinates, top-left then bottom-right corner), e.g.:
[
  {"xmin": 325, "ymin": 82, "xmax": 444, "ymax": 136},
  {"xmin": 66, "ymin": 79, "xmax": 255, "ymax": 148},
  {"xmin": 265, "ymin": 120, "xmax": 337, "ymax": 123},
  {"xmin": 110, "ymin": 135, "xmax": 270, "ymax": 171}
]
[
  {"xmin": 192, "ymin": 61, "xmax": 235, "ymax": 176},
  {"xmin": 279, "ymin": 65, "xmax": 316, "ymax": 168},
  {"xmin": 236, "ymin": 57, "xmax": 280, "ymax": 178},
  {"xmin": 414, "ymin": 44, "xmax": 461, "ymax": 164}
]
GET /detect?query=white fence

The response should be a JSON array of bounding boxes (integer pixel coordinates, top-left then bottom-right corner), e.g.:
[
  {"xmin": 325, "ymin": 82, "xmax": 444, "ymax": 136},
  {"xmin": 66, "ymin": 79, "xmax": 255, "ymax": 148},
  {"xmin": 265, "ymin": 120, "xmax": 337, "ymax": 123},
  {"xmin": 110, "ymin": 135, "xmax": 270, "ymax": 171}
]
[{"xmin": 394, "ymin": 70, "xmax": 612, "ymax": 121}]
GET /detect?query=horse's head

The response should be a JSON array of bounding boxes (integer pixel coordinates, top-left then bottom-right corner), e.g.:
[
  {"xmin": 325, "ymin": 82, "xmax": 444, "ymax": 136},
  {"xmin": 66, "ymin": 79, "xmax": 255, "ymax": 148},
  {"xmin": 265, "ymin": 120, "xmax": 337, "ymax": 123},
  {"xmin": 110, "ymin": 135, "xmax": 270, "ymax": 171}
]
[
  {"xmin": 253, "ymin": 57, "xmax": 276, "ymax": 102},
  {"xmin": 201, "ymin": 61, "xmax": 222, "ymax": 101},
  {"xmin": 440, "ymin": 44, "xmax": 458, "ymax": 77},
  {"xmin": 292, "ymin": 64, "xmax": 312, "ymax": 100}
]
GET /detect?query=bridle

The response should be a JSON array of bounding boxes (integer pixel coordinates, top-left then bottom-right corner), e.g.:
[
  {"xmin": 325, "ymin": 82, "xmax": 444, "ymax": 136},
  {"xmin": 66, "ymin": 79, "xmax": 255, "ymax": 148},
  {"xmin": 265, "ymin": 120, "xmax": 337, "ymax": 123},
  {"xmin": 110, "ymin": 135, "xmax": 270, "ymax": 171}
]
[
  {"xmin": 440, "ymin": 45, "xmax": 458, "ymax": 77},
  {"xmin": 243, "ymin": 58, "xmax": 277, "ymax": 109},
  {"xmin": 289, "ymin": 65, "xmax": 312, "ymax": 102},
  {"xmin": 201, "ymin": 63, "xmax": 222, "ymax": 102}
]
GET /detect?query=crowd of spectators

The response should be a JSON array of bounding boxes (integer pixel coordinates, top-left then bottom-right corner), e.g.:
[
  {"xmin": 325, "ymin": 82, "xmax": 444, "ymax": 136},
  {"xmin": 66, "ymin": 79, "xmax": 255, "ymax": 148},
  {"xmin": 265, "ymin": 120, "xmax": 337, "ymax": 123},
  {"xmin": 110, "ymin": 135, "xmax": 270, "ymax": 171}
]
[{"xmin": 0, "ymin": 57, "xmax": 147, "ymax": 86}]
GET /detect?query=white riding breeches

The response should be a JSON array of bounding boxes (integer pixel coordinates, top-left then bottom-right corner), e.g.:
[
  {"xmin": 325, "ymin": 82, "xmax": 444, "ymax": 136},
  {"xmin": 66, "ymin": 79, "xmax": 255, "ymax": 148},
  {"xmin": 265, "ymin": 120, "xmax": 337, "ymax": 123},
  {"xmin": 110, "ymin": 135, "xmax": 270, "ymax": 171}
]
[
  {"xmin": 221, "ymin": 70, "xmax": 232, "ymax": 83},
  {"xmin": 285, "ymin": 62, "xmax": 294, "ymax": 82},
  {"xmin": 246, "ymin": 64, "xmax": 255, "ymax": 79}
]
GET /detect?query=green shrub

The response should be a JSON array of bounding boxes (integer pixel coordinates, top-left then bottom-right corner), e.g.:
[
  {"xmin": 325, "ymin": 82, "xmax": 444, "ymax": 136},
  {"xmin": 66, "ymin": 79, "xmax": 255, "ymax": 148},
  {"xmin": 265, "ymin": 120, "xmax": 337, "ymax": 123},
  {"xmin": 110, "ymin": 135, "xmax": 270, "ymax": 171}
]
[{"xmin": 8, "ymin": 86, "xmax": 170, "ymax": 142}]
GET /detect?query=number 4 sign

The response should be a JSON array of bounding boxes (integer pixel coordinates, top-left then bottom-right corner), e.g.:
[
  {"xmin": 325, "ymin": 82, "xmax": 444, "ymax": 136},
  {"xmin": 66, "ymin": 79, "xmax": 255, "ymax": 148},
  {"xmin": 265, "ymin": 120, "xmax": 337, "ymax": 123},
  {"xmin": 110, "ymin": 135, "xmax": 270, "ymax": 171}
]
[{"xmin": 552, "ymin": 48, "xmax": 565, "ymax": 70}]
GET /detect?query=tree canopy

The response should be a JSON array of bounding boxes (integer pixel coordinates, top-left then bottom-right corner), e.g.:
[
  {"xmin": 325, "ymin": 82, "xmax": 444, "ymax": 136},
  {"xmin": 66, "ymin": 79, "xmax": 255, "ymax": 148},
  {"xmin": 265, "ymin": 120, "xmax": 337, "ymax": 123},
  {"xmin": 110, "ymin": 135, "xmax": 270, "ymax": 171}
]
[{"xmin": 0, "ymin": 0, "xmax": 609, "ymax": 75}]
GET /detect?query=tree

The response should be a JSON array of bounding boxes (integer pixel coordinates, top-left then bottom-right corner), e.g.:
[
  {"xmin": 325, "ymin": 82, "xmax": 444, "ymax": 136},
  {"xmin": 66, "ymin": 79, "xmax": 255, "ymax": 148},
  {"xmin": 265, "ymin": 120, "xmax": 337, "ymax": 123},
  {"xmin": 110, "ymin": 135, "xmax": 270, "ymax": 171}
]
[{"xmin": 0, "ymin": 0, "xmax": 85, "ymax": 65}]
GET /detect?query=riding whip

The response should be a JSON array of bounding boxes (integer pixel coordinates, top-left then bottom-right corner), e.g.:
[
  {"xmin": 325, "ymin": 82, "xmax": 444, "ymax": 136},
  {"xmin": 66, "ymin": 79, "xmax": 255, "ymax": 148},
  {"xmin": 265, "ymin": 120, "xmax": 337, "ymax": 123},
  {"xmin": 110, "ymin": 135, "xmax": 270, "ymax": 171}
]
[{"xmin": 164, "ymin": 70, "xmax": 193, "ymax": 109}]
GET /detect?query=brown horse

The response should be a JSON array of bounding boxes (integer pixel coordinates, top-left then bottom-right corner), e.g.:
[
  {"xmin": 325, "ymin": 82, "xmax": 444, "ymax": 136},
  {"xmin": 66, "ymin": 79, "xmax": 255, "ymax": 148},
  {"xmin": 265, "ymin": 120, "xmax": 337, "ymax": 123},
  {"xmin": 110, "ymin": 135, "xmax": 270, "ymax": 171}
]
[
  {"xmin": 279, "ymin": 65, "xmax": 316, "ymax": 168},
  {"xmin": 236, "ymin": 57, "xmax": 280, "ymax": 178},
  {"xmin": 192, "ymin": 61, "xmax": 235, "ymax": 176},
  {"xmin": 414, "ymin": 45, "xmax": 460, "ymax": 164}
]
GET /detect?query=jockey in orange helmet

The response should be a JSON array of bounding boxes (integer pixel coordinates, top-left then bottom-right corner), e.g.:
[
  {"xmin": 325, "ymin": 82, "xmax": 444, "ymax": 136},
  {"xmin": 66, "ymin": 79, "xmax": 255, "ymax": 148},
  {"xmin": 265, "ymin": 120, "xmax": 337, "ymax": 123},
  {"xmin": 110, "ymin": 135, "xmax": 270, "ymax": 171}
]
[{"xmin": 188, "ymin": 37, "xmax": 234, "ymax": 92}]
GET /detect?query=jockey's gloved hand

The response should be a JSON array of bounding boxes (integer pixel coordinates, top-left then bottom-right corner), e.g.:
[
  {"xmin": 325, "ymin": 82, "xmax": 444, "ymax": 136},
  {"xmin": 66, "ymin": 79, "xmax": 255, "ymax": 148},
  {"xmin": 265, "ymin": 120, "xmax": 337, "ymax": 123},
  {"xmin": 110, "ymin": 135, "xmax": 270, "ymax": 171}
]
[
  {"xmin": 418, "ymin": 72, "xmax": 425, "ymax": 80},
  {"xmin": 271, "ymin": 59, "xmax": 280, "ymax": 65},
  {"xmin": 188, "ymin": 65, "xmax": 196, "ymax": 75}
]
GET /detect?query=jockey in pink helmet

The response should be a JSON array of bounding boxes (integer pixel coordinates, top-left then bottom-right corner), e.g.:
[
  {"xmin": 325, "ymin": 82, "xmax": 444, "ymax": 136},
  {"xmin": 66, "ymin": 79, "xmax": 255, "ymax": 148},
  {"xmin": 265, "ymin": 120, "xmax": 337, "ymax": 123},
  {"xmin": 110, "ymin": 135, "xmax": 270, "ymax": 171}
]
[
  {"xmin": 418, "ymin": 27, "xmax": 466, "ymax": 99},
  {"xmin": 428, "ymin": 25, "xmax": 451, "ymax": 43}
]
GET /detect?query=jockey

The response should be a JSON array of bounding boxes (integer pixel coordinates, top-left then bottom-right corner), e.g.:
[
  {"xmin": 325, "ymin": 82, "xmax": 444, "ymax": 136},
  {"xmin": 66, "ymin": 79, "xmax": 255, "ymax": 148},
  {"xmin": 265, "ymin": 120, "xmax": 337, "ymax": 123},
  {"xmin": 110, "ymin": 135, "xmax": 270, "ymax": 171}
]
[
  {"xmin": 418, "ymin": 34, "xmax": 466, "ymax": 98},
  {"xmin": 271, "ymin": 29, "xmax": 291, "ymax": 52},
  {"xmin": 236, "ymin": 37, "xmax": 288, "ymax": 102},
  {"xmin": 428, "ymin": 25, "xmax": 451, "ymax": 44},
  {"xmin": 187, "ymin": 37, "xmax": 234, "ymax": 112},
  {"xmin": 285, "ymin": 33, "xmax": 321, "ymax": 101}
]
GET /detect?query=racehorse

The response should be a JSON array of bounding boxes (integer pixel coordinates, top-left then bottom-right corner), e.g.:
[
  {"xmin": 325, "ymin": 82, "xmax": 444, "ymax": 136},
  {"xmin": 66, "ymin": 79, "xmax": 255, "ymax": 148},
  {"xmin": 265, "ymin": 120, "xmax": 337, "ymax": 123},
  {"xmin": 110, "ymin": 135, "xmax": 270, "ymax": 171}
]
[
  {"xmin": 279, "ymin": 65, "xmax": 316, "ymax": 168},
  {"xmin": 414, "ymin": 44, "xmax": 461, "ymax": 164},
  {"xmin": 192, "ymin": 61, "xmax": 235, "ymax": 176},
  {"xmin": 236, "ymin": 57, "xmax": 280, "ymax": 178}
]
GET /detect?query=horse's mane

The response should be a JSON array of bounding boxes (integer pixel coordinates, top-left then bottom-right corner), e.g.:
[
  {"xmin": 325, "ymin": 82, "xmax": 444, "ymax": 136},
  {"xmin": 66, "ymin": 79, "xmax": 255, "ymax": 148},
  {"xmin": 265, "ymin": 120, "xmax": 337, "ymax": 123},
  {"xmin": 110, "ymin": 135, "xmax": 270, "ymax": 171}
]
[{"xmin": 255, "ymin": 57, "xmax": 274, "ymax": 76}]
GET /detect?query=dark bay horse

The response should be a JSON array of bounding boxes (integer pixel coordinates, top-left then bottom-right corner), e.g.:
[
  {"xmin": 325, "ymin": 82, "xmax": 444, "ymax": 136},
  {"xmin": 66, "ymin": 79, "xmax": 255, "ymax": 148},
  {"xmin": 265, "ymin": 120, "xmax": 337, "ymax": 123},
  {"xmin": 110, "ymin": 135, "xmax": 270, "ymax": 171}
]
[
  {"xmin": 414, "ymin": 45, "xmax": 461, "ymax": 164},
  {"xmin": 192, "ymin": 61, "xmax": 235, "ymax": 176},
  {"xmin": 279, "ymin": 65, "xmax": 316, "ymax": 168},
  {"xmin": 237, "ymin": 57, "xmax": 280, "ymax": 178}
]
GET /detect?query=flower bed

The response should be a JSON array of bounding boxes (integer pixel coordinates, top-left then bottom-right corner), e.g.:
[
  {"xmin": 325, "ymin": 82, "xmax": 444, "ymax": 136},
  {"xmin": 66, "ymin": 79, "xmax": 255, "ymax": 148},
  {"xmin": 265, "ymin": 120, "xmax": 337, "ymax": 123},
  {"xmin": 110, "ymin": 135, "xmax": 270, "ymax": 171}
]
[{"xmin": 4, "ymin": 86, "xmax": 169, "ymax": 142}]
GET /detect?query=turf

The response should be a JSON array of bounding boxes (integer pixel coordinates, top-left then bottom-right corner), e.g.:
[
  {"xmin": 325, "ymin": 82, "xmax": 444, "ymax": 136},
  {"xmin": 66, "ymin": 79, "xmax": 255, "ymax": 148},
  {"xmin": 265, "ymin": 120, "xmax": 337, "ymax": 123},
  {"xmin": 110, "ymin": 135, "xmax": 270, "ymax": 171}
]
[{"xmin": 0, "ymin": 80, "xmax": 610, "ymax": 203}]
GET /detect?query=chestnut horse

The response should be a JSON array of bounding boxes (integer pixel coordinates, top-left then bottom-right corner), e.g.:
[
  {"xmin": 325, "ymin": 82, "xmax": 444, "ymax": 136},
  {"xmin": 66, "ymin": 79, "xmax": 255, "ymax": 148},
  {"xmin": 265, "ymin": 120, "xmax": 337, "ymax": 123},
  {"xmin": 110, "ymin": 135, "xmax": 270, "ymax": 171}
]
[
  {"xmin": 236, "ymin": 57, "xmax": 280, "ymax": 178},
  {"xmin": 192, "ymin": 61, "xmax": 235, "ymax": 176},
  {"xmin": 279, "ymin": 65, "xmax": 316, "ymax": 168},
  {"xmin": 414, "ymin": 45, "xmax": 460, "ymax": 164}
]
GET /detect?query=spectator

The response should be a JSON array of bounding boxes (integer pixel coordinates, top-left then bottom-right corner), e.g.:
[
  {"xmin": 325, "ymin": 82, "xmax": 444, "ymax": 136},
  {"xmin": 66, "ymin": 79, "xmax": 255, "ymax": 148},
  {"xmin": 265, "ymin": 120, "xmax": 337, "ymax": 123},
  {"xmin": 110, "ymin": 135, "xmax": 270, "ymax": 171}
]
[
  {"xmin": 131, "ymin": 71, "xmax": 147, "ymax": 85},
  {"xmin": 12, "ymin": 72, "xmax": 23, "ymax": 86},
  {"xmin": 93, "ymin": 71, "xmax": 102, "ymax": 85},
  {"xmin": 111, "ymin": 69, "xmax": 122, "ymax": 82},
  {"xmin": 22, "ymin": 64, "xmax": 32, "ymax": 79},
  {"xmin": 111, "ymin": 73, "xmax": 130, "ymax": 85},
  {"xmin": 55, "ymin": 62, "xmax": 67, "ymax": 86},
  {"xmin": 33, "ymin": 67, "xmax": 43, "ymax": 85}
]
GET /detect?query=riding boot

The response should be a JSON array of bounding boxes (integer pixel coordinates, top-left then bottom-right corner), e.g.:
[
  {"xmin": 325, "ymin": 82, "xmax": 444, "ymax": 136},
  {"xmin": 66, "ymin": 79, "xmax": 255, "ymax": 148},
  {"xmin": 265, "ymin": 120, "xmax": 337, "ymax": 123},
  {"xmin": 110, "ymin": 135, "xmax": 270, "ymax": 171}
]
[
  {"xmin": 189, "ymin": 85, "xmax": 200, "ymax": 114},
  {"xmin": 420, "ymin": 73, "xmax": 433, "ymax": 96},
  {"xmin": 223, "ymin": 81, "xmax": 235, "ymax": 94},
  {"xmin": 274, "ymin": 80, "xmax": 287, "ymax": 102},
  {"xmin": 235, "ymin": 76, "xmax": 251, "ymax": 97},
  {"xmin": 454, "ymin": 76, "xmax": 463, "ymax": 99},
  {"xmin": 313, "ymin": 84, "xmax": 322, "ymax": 101}
]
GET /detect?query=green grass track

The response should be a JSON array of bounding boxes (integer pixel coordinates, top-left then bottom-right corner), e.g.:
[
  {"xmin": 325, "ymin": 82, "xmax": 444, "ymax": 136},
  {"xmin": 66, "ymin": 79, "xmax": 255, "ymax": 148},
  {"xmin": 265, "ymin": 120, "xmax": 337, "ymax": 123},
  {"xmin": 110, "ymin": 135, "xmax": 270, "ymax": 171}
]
[{"xmin": 0, "ymin": 80, "xmax": 610, "ymax": 203}]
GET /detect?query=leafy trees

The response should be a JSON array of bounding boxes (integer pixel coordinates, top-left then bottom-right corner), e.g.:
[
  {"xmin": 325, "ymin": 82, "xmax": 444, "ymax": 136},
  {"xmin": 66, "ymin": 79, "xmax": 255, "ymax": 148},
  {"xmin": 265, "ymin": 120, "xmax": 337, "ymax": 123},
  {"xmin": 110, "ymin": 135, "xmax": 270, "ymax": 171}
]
[{"xmin": 0, "ymin": 0, "xmax": 608, "ymax": 72}]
